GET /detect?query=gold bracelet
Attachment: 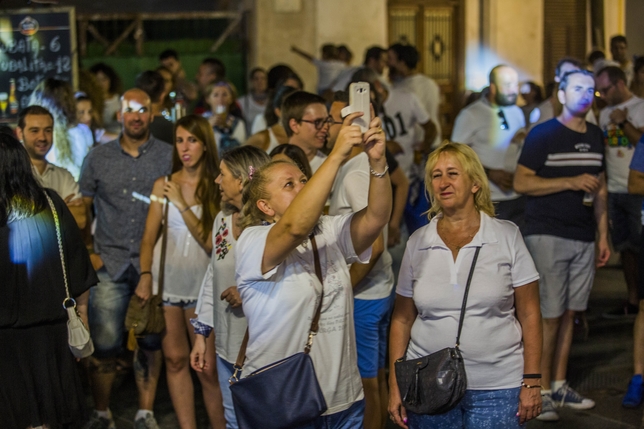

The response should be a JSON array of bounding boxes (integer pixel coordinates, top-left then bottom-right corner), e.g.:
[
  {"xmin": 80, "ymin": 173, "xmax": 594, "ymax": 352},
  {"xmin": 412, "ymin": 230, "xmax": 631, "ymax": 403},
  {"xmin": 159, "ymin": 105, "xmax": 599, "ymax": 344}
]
[{"xmin": 521, "ymin": 382, "xmax": 542, "ymax": 389}]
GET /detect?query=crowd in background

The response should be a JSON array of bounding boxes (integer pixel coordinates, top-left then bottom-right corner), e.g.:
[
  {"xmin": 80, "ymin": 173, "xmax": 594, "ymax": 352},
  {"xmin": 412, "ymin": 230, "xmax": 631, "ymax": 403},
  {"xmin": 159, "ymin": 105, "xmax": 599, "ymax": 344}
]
[{"xmin": 3, "ymin": 32, "xmax": 644, "ymax": 429}]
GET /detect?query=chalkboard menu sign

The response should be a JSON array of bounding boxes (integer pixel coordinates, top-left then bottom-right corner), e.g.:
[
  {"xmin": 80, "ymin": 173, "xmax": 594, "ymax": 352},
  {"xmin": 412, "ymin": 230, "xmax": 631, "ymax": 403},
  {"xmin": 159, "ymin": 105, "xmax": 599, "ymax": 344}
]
[{"xmin": 0, "ymin": 7, "xmax": 77, "ymax": 124}]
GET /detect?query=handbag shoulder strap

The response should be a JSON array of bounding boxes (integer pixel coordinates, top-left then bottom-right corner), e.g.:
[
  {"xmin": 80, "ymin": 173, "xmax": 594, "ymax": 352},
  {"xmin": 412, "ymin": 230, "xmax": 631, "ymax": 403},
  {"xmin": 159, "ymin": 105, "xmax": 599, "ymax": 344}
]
[
  {"xmin": 44, "ymin": 192, "xmax": 73, "ymax": 306},
  {"xmin": 233, "ymin": 234, "xmax": 324, "ymax": 374},
  {"xmin": 157, "ymin": 175, "xmax": 171, "ymax": 296},
  {"xmin": 455, "ymin": 246, "xmax": 481, "ymax": 348}
]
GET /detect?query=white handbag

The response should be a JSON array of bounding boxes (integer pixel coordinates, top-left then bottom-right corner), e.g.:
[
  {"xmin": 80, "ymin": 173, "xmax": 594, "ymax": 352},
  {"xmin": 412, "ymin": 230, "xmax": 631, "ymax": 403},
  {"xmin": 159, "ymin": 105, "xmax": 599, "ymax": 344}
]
[{"xmin": 45, "ymin": 193, "xmax": 94, "ymax": 359}]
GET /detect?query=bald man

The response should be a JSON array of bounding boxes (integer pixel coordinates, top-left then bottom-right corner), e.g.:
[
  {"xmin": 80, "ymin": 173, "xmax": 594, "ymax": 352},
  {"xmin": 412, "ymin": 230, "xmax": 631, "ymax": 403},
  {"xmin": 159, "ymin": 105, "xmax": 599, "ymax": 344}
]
[
  {"xmin": 79, "ymin": 88, "xmax": 172, "ymax": 428},
  {"xmin": 452, "ymin": 64, "xmax": 527, "ymax": 228}
]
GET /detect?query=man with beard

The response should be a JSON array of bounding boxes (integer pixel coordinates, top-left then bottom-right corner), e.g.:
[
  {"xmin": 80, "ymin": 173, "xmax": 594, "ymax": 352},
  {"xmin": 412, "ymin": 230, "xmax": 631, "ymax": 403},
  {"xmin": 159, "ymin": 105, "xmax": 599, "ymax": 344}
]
[
  {"xmin": 79, "ymin": 88, "xmax": 172, "ymax": 429},
  {"xmin": 514, "ymin": 69, "xmax": 610, "ymax": 422},
  {"xmin": 16, "ymin": 105, "xmax": 86, "ymax": 228},
  {"xmin": 281, "ymin": 91, "xmax": 331, "ymax": 173},
  {"xmin": 452, "ymin": 64, "xmax": 527, "ymax": 227}
]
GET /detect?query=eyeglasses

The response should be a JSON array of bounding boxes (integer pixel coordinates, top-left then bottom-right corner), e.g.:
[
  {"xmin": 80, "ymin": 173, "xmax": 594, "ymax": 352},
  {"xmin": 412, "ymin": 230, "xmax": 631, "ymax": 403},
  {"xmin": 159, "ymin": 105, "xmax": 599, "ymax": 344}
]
[
  {"xmin": 498, "ymin": 109, "xmax": 509, "ymax": 130},
  {"xmin": 300, "ymin": 116, "xmax": 334, "ymax": 130},
  {"xmin": 597, "ymin": 83, "xmax": 615, "ymax": 96}
]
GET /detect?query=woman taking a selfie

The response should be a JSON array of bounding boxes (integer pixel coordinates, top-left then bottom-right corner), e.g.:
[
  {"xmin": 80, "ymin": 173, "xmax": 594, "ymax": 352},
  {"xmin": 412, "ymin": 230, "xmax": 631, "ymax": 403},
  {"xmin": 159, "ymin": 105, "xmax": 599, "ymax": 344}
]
[{"xmin": 232, "ymin": 106, "xmax": 391, "ymax": 427}]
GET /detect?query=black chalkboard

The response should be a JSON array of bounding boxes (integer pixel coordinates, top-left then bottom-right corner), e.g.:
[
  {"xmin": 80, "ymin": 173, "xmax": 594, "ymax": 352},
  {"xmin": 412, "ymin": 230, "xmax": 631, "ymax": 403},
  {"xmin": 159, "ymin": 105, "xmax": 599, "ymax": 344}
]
[{"xmin": 0, "ymin": 7, "xmax": 77, "ymax": 124}]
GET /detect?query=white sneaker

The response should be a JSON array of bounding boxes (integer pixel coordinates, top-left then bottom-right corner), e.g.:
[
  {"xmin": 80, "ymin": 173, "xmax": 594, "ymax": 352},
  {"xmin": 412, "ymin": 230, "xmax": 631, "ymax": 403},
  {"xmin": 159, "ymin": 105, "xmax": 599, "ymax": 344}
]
[
  {"xmin": 134, "ymin": 412, "xmax": 159, "ymax": 429},
  {"xmin": 536, "ymin": 392, "xmax": 560, "ymax": 422}
]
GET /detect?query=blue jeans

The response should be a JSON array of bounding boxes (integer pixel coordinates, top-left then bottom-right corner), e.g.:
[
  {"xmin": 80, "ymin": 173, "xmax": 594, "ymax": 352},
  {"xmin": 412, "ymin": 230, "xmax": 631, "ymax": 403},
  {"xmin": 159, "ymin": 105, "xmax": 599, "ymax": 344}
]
[
  {"xmin": 407, "ymin": 388, "xmax": 523, "ymax": 429},
  {"xmin": 90, "ymin": 265, "xmax": 161, "ymax": 358},
  {"xmin": 296, "ymin": 399, "xmax": 365, "ymax": 429},
  {"xmin": 217, "ymin": 355, "xmax": 239, "ymax": 429}
]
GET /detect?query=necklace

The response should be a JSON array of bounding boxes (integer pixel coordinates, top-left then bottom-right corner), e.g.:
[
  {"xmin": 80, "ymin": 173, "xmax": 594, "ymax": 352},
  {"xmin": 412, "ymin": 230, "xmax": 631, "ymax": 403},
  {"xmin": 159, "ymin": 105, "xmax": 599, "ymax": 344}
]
[{"xmin": 438, "ymin": 219, "xmax": 479, "ymax": 251}]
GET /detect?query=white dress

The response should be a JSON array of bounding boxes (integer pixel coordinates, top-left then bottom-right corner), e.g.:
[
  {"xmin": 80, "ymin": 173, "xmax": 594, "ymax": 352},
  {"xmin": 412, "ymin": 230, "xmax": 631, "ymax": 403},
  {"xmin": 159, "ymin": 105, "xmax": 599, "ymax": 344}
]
[{"xmin": 151, "ymin": 203, "xmax": 210, "ymax": 302}]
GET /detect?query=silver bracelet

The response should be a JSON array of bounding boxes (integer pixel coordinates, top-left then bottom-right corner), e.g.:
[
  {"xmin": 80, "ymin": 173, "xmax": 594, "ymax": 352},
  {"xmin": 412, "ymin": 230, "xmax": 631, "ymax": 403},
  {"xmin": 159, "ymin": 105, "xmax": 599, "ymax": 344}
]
[{"xmin": 370, "ymin": 164, "xmax": 389, "ymax": 178}]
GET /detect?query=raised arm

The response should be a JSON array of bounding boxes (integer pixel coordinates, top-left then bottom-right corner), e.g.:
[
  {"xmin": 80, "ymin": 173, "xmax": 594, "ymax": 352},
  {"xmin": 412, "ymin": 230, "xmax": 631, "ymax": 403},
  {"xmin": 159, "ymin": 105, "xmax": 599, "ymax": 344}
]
[
  {"xmin": 388, "ymin": 166, "xmax": 409, "ymax": 248},
  {"xmin": 262, "ymin": 112, "xmax": 364, "ymax": 273},
  {"xmin": 350, "ymin": 115, "xmax": 393, "ymax": 256},
  {"xmin": 513, "ymin": 164, "xmax": 600, "ymax": 196},
  {"xmin": 290, "ymin": 45, "xmax": 315, "ymax": 63}
]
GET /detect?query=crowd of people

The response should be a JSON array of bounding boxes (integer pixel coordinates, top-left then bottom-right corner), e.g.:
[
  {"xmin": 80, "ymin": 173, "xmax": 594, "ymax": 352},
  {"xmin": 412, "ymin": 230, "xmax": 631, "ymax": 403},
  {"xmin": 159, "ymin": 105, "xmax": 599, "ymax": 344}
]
[{"xmin": 2, "ymin": 33, "xmax": 644, "ymax": 429}]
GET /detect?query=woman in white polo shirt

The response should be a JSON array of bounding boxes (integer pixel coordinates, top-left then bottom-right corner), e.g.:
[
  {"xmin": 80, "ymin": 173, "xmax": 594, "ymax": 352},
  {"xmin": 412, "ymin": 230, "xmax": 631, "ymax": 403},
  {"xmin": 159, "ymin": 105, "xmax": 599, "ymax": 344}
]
[
  {"xmin": 388, "ymin": 142, "xmax": 543, "ymax": 429},
  {"xmin": 234, "ymin": 109, "xmax": 391, "ymax": 428}
]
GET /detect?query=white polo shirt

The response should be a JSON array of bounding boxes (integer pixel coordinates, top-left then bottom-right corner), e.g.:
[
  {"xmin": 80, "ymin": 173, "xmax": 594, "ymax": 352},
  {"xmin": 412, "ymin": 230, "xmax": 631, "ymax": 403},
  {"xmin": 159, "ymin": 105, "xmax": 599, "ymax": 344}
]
[
  {"xmin": 397, "ymin": 213, "xmax": 539, "ymax": 390},
  {"xmin": 31, "ymin": 162, "xmax": 80, "ymax": 200}
]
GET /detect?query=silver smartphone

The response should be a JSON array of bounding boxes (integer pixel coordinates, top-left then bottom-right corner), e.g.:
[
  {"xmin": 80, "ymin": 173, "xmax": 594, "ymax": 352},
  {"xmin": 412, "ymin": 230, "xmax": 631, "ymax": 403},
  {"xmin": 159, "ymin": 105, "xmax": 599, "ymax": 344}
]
[{"xmin": 348, "ymin": 82, "xmax": 371, "ymax": 133}]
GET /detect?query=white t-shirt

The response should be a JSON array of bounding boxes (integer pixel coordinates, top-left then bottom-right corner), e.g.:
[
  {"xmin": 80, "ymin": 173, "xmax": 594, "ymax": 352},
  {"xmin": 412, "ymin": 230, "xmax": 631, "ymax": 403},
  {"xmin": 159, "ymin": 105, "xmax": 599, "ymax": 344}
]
[
  {"xmin": 309, "ymin": 150, "xmax": 328, "ymax": 174},
  {"xmin": 312, "ymin": 59, "xmax": 348, "ymax": 94},
  {"xmin": 46, "ymin": 123, "xmax": 94, "ymax": 181},
  {"xmin": 251, "ymin": 114, "xmax": 267, "ymax": 135},
  {"xmin": 31, "ymin": 163, "xmax": 80, "ymax": 200},
  {"xmin": 238, "ymin": 94, "xmax": 266, "ymax": 134},
  {"xmin": 329, "ymin": 153, "xmax": 394, "ymax": 300},
  {"xmin": 331, "ymin": 66, "xmax": 360, "ymax": 92},
  {"xmin": 599, "ymin": 96, "xmax": 644, "ymax": 193},
  {"xmin": 235, "ymin": 214, "xmax": 368, "ymax": 414},
  {"xmin": 393, "ymin": 74, "xmax": 442, "ymax": 148},
  {"xmin": 382, "ymin": 87, "xmax": 431, "ymax": 177},
  {"xmin": 451, "ymin": 98, "xmax": 526, "ymax": 201},
  {"xmin": 103, "ymin": 94, "xmax": 121, "ymax": 135},
  {"xmin": 397, "ymin": 213, "xmax": 539, "ymax": 390},
  {"xmin": 195, "ymin": 212, "xmax": 246, "ymax": 363}
]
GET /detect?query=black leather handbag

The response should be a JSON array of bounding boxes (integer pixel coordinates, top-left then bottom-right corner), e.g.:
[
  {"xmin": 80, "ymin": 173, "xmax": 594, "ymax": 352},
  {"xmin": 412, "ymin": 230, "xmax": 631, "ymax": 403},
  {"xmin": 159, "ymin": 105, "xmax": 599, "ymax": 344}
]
[
  {"xmin": 229, "ymin": 235, "xmax": 328, "ymax": 429},
  {"xmin": 395, "ymin": 246, "xmax": 481, "ymax": 415}
]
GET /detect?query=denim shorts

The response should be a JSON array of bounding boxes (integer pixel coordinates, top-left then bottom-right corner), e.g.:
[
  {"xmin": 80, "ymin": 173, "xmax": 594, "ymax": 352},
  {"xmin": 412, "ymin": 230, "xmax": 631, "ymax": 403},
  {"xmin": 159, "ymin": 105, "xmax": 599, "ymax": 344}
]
[
  {"xmin": 89, "ymin": 265, "xmax": 162, "ymax": 358},
  {"xmin": 406, "ymin": 388, "xmax": 523, "ymax": 429},
  {"xmin": 608, "ymin": 192, "xmax": 642, "ymax": 252},
  {"xmin": 163, "ymin": 298, "xmax": 197, "ymax": 309}
]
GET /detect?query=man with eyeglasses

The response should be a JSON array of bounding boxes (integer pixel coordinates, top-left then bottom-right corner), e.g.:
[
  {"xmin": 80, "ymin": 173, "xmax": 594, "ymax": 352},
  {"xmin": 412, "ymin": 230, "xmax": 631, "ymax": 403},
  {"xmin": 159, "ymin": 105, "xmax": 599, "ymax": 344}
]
[
  {"xmin": 79, "ymin": 88, "xmax": 172, "ymax": 429},
  {"xmin": 595, "ymin": 66, "xmax": 644, "ymax": 323},
  {"xmin": 281, "ymin": 91, "xmax": 333, "ymax": 173},
  {"xmin": 451, "ymin": 64, "xmax": 527, "ymax": 228}
]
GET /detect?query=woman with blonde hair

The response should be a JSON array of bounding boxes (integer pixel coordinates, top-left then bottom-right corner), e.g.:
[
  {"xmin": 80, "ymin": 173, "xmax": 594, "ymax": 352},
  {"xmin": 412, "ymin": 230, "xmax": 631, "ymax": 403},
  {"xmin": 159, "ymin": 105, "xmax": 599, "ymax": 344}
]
[
  {"xmin": 136, "ymin": 114, "xmax": 225, "ymax": 429},
  {"xmin": 190, "ymin": 145, "xmax": 271, "ymax": 429},
  {"xmin": 388, "ymin": 142, "xmax": 543, "ymax": 429},
  {"xmin": 232, "ymin": 108, "xmax": 391, "ymax": 427}
]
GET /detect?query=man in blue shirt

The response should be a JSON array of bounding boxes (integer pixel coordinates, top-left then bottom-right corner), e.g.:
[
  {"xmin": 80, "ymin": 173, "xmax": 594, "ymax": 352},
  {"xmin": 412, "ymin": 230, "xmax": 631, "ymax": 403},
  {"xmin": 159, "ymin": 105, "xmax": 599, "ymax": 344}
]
[
  {"xmin": 80, "ymin": 88, "xmax": 172, "ymax": 429},
  {"xmin": 514, "ymin": 70, "xmax": 610, "ymax": 422}
]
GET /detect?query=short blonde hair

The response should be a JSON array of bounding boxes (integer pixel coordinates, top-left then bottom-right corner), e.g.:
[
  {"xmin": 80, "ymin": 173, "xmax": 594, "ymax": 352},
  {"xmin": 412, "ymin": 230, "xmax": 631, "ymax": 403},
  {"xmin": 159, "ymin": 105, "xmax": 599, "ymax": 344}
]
[{"xmin": 424, "ymin": 142, "xmax": 495, "ymax": 219}]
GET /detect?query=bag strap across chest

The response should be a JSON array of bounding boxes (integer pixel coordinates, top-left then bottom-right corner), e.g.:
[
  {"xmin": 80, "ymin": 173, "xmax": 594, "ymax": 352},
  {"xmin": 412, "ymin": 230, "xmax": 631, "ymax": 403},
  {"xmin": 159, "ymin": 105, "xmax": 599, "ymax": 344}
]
[{"xmin": 233, "ymin": 234, "xmax": 323, "ymax": 374}]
